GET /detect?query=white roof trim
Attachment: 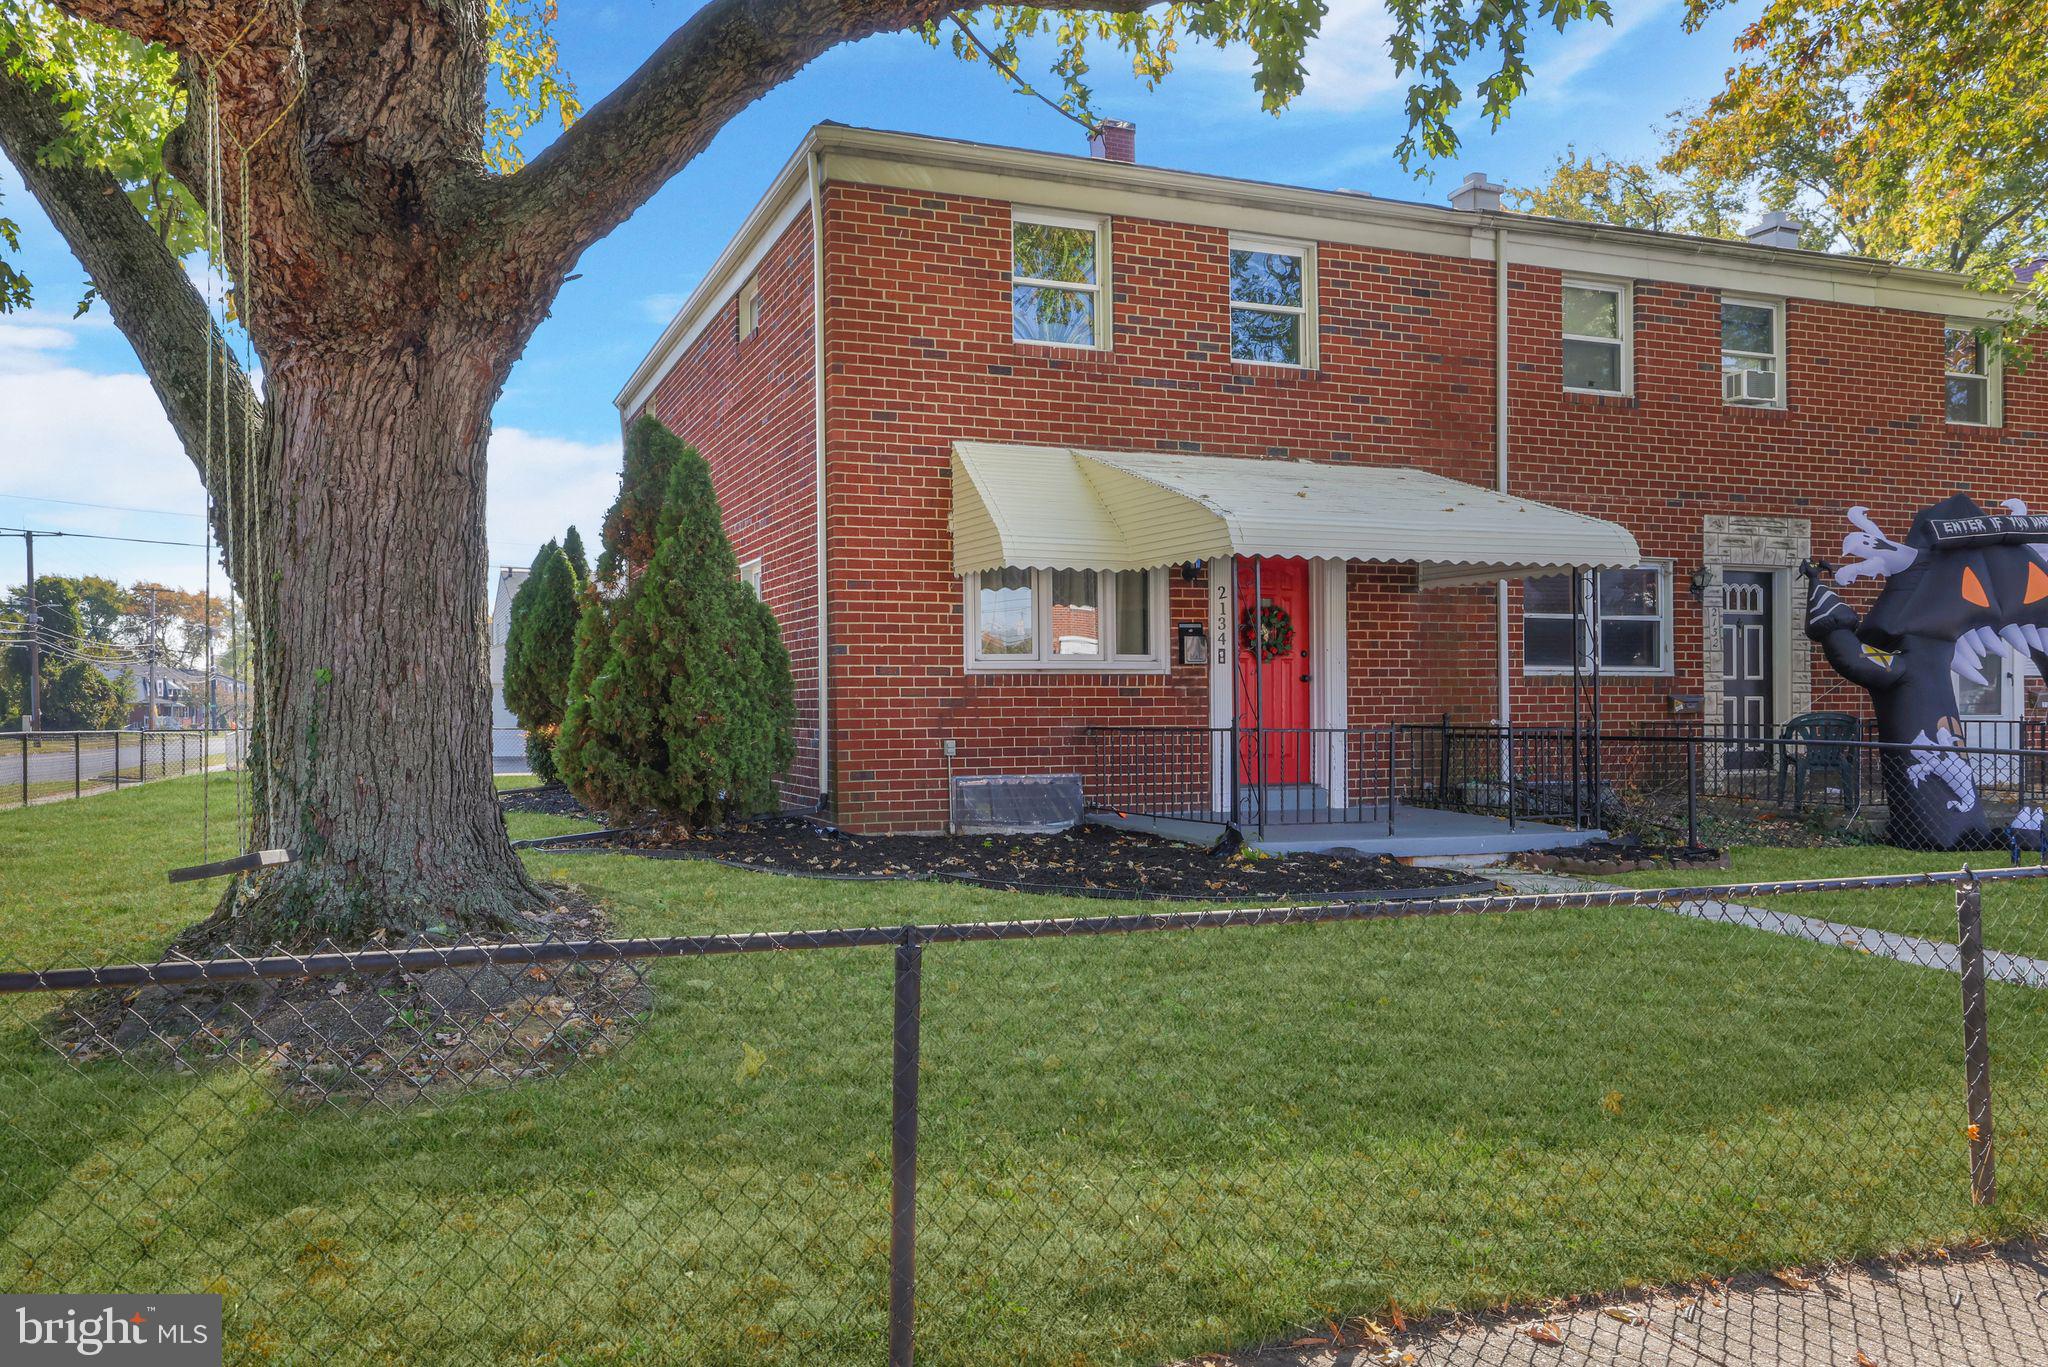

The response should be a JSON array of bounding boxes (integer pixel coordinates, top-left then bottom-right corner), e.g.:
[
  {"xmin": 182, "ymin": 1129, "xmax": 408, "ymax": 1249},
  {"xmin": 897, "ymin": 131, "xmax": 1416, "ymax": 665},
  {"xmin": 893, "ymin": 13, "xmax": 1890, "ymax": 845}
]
[
  {"xmin": 613, "ymin": 142, "xmax": 814, "ymax": 417},
  {"xmin": 620, "ymin": 124, "xmax": 2013, "ymax": 416}
]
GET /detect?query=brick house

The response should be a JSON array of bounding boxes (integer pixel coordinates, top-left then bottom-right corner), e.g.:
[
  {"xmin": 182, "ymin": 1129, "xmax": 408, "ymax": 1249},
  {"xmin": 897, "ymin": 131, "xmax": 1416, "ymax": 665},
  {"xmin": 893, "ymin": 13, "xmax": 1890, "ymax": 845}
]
[{"xmin": 616, "ymin": 122, "xmax": 2042, "ymax": 838}]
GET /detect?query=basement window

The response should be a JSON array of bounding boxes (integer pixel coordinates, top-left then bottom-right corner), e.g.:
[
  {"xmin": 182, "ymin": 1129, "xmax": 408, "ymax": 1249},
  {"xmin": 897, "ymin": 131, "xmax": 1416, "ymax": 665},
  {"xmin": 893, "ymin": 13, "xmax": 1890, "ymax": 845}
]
[{"xmin": 965, "ymin": 567, "xmax": 1166, "ymax": 671}]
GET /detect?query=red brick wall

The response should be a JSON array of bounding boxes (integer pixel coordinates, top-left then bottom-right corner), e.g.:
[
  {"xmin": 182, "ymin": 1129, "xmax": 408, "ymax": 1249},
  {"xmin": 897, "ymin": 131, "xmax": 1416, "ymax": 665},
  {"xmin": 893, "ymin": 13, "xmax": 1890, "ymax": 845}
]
[
  {"xmin": 821, "ymin": 184, "xmax": 1521, "ymax": 830},
  {"xmin": 1505, "ymin": 269, "xmax": 2046, "ymax": 731},
  {"xmin": 642, "ymin": 212, "xmax": 823, "ymax": 806},
  {"xmin": 650, "ymin": 176, "xmax": 2045, "ymax": 832}
]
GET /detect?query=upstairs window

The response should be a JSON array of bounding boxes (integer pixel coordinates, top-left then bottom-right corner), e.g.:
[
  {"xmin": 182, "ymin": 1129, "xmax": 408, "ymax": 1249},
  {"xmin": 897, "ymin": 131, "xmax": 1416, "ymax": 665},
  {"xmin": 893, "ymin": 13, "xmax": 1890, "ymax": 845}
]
[
  {"xmin": 1012, "ymin": 209, "xmax": 1106, "ymax": 348},
  {"xmin": 1561, "ymin": 280, "xmax": 1629, "ymax": 395},
  {"xmin": 966, "ymin": 567, "xmax": 1165, "ymax": 670},
  {"xmin": 1229, "ymin": 237, "xmax": 1312, "ymax": 366},
  {"xmin": 736, "ymin": 275, "xmax": 763, "ymax": 340},
  {"xmin": 1721, "ymin": 297, "xmax": 1784, "ymax": 406},
  {"xmin": 1523, "ymin": 564, "xmax": 1671, "ymax": 675},
  {"xmin": 1946, "ymin": 322, "xmax": 1999, "ymax": 426}
]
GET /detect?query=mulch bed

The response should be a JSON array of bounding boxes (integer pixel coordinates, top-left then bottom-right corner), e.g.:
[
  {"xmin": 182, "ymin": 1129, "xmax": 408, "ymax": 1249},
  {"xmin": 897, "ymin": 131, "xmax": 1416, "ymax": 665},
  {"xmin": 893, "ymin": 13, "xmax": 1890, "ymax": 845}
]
[
  {"xmin": 499, "ymin": 783, "xmax": 598, "ymax": 820},
  {"xmin": 1515, "ymin": 839, "xmax": 1728, "ymax": 875},
  {"xmin": 537, "ymin": 809, "xmax": 1489, "ymax": 902},
  {"xmin": 47, "ymin": 889, "xmax": 647, "ymax": 1103}
]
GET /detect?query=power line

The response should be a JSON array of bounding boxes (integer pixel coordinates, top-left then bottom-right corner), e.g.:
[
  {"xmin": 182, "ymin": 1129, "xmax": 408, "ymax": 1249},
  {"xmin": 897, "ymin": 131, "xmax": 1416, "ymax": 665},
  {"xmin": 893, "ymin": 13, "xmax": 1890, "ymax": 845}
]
[
  {"xmin": 0, "ymin": 526, "xmax": 209, "ymax": 549},
  {"xmin": 0, "ymin": 492, "xmax": 206, "ymax": 520}
]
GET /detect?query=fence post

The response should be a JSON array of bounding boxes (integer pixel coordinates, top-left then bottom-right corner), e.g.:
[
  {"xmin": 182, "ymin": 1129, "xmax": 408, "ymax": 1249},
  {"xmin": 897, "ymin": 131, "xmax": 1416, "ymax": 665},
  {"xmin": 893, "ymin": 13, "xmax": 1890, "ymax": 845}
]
[
  {"xmin": 1384, "ymin": 721, "xmax": 1396, "ymax": 837},
  {"xmin": 113, "ymin": 731, "xmax": 120, "ymax": 790},
  {"xmin": 1955, "ymin": 877, "xmax": 1996, "ymax": 1206},
  {"xmin": 73, "ymin": 732, "xmax": 80, "ymax": 800},
  {"xmin": 889, "ymin": 929, "xmax": 924, "ymax": 1367},
  {"xmin": 17, "ymin": 734, "xmax": 25, "ymax": 807},
  {"xmin": 1686, "ymin": 732, "xmax": 1700, "ymax": 850}
]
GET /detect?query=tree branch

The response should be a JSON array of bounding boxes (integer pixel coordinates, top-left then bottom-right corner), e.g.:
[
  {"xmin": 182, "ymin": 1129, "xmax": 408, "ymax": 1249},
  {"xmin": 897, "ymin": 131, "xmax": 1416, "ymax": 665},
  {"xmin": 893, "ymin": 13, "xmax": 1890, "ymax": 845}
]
[
  {"xmin": 0, "ymin": 58, "xmax": 260, "ymax": 534},
  {"xmin": 492, "ymin": 0, "xmax": 1153, "ymax": 280}
]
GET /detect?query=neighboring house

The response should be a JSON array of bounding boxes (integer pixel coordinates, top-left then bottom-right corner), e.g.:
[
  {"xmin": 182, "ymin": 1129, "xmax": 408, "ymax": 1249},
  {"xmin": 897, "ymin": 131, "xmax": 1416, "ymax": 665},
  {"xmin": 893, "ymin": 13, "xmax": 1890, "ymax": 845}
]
[
  {"xmin": 489, "ymin": 567, "xmax": 530, "ymax": 764},
  {"xmin": 616, "ymin": 121, "xmax": 2044, "ymax": 835},
  {"xmin": 89, "ymin": 661, "xmax": 246, "ymax": 729}
]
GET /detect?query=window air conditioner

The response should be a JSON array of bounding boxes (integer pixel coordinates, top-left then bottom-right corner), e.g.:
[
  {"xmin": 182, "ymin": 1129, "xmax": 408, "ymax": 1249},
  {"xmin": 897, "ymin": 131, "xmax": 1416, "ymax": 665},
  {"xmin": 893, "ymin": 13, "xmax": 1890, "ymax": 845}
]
[{"xmin": 1723, "ymin": 368, "xmax": 1778, "ymax": 405}]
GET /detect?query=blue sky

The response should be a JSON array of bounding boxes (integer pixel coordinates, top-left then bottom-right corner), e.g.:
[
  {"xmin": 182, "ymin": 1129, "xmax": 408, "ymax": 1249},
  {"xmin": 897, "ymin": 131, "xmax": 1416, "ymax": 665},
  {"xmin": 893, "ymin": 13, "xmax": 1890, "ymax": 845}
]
[{"xmin": 0, "ymin": 0, "xmax": 1761, "ymax": 592}]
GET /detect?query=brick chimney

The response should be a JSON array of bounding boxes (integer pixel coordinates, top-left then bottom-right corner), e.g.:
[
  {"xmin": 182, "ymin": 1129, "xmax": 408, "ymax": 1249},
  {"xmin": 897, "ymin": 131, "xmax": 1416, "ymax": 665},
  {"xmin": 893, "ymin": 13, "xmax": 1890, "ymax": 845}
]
[
  {"xmin": 1088, "ymin": 119, "xmax": 1137, "ymax": 163},
  {"xmin": 1745, "ymin": 210, "xmax": 1805, "ymax": 249},
  {"xmin": 1448, "ymin": 172, "xmax": 1504, "ymax": 213}
]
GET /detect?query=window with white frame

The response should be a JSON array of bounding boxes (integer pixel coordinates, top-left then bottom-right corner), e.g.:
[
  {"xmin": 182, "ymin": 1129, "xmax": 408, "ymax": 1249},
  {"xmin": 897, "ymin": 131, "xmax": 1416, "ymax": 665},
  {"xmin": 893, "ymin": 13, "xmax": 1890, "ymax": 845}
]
[
  {"xmin": 1561, "ymin": 279, "xmax": 1629, "ymax": 394},
  {"xmin": 738, "ymin": 557, "xmax": 763, "ymax": 598},
  {"xmin": 1012, "ymin": 209, "xmax": 1106, "ymax": 347},
  {"xmin": 1229, "ymin": 237, "xmax": 1312, "ymax": 366},
  {"xmin": 736, "ymin": 275, "xmax": 762, "ymax": 341},
  {"xmin": 966, "ymin": 566, "xmax": 1166, "ymax": 669},
  {"xmin": 1522, "ymin": 563, "xmax": 1672, "ymax": 674},
  {"xmin": 1945, "ymin": 322, "xmax": 2000, "ymax": 426},
  {"xmin": 1721, "ymin": 297, "xmax": 1784, "ymax": 406}
]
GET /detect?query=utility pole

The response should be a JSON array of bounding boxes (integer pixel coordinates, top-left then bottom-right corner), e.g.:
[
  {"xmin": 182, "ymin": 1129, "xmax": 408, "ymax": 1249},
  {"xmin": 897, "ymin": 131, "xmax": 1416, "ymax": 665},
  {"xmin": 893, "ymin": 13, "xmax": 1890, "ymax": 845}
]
[
  {"xmin": 143, "ymin": 585, "xmax": 160, "ymax": 731},
  {"xmin": 3, "ymin": 529, "xmax": 41, "ymax": 732}
]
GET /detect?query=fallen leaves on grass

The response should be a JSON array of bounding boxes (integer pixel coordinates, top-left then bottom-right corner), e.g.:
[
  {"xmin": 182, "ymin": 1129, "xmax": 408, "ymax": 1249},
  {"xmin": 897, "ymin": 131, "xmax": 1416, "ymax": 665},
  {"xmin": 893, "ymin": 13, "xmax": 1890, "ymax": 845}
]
[{"xmin": 1524, "ymin": 1321, "xmax": 1565, "ymax": 1345}]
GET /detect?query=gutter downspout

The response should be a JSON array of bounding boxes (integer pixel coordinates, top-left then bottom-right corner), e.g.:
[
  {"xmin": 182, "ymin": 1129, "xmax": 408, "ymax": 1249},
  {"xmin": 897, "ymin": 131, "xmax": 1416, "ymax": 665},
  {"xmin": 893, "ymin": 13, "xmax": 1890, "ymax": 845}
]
[
  {"xmin": 808, "ymin": 146, "xmax": 832, "ymax": 810},
  {"xmin": 1494, "ymin": 223, "xmax": 1511, "ymax": 731}
]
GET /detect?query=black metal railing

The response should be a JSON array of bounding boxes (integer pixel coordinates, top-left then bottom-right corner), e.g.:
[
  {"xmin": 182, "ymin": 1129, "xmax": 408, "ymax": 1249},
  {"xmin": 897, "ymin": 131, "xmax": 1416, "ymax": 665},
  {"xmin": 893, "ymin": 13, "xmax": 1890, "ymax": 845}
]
[
  {"xmin": 1087, "ymin": 719, "xmax": 2048, "ymax": 853},
  {"xmin": 4, "ymin": 728, "xmax": 247, "ymax": 807}
]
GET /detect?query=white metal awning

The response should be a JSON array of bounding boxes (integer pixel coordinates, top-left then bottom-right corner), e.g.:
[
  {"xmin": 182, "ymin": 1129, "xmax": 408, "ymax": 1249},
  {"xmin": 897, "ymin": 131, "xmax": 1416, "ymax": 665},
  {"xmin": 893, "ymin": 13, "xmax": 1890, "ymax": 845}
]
[{"xmin": 950, "ymin": 442, "xmax": 1640, "ymax": 587}]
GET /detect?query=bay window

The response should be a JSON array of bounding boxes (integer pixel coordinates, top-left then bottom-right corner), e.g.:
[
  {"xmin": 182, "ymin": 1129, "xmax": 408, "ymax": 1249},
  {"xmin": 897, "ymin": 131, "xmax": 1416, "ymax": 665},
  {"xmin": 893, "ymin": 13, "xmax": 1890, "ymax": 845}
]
[{"xmin": 967, "ymin": 567, "xmax": 1166, "ymax": 670}]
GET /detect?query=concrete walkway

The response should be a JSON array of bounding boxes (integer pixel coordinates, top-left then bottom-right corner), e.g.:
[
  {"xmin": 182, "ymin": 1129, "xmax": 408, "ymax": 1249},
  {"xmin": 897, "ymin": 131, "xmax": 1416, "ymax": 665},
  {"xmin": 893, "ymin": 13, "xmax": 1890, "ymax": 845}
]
[
  {"xmin": 1478, "ymin": 869, "xmax": 2048, "ymax": 989},
  {"xmin": 1193, "ymin": 1243, "xmax": 2048, "ymax": 1365}
]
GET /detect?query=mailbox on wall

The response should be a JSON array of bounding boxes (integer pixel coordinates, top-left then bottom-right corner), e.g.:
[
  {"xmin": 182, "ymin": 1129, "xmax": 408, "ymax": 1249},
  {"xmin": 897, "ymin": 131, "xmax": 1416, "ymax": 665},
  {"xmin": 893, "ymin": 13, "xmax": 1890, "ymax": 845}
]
[{"xmin": 1177, "ymin": 622, "xmax": 1208, "ymax": 667}]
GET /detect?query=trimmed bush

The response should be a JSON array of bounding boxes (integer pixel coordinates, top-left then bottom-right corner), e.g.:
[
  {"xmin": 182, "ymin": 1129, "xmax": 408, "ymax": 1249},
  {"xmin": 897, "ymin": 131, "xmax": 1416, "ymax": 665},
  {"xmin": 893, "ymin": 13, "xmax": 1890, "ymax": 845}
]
[
  {"xmin": 502, "ymin": 540, "xmax": 581, "ymax": 784},
  {"xmin": 558, "ymin": 420, "xmax": 794, "ymax": 827},
  {"xmin": 595, "ymin": 416, "xmax": 682, "ymax": 583}
]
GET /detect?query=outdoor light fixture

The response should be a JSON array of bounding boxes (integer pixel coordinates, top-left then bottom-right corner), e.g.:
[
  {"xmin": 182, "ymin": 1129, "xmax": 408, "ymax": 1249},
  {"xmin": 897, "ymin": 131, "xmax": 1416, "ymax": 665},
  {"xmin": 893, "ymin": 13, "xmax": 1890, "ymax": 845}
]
[
  {"xmin": 1688, "ymin": 567, "xmax": 1712, "ymax": 601},
  {"xmin": 1180, "ymin": 560, "xmax": 1205, "ymax": 583}
]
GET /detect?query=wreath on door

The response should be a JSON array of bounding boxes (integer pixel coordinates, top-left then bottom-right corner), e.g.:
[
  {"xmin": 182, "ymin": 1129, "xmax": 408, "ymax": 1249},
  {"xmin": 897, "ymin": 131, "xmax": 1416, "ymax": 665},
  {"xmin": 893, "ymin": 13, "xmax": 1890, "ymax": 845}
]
[{"xmin": 1239, "ymin": 602, "xmax": 1295, "ymax": 660}]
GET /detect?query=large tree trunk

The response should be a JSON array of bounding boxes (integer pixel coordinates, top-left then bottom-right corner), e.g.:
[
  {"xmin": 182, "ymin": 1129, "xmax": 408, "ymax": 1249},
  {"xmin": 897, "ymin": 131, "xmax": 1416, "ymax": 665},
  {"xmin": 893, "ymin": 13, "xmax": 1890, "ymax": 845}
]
[{"xmin": 188, "ymin": 341, "xmax": 548, "ymax": 949}]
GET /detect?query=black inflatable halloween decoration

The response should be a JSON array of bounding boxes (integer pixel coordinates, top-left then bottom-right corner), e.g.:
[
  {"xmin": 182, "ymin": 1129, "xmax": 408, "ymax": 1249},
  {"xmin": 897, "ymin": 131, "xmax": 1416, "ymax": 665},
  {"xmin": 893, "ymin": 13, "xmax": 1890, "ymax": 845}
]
[{"xmin": 1805, "ymin": 494, "xmax": 2048, "ymax": 848}]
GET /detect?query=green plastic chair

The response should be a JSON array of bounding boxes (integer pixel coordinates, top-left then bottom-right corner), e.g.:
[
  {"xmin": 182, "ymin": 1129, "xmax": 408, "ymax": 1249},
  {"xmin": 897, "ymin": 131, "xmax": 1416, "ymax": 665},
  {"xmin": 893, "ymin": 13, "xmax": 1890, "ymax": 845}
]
[{"xmin": 1775, "ymin": 711, "xmax": 1862, "ymax": 813}]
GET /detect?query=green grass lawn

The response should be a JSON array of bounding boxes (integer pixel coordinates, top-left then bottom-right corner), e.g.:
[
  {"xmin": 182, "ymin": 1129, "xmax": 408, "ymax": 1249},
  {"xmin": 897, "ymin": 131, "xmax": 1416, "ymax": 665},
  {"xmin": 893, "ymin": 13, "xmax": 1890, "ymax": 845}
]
[
  {"xmin": 1610, "ymin": 844, "xmax": 2048, "ymax": 962},
  {"xmin": 4, "ymin": 777, "xmax": 2047, "ymax": 1365}
]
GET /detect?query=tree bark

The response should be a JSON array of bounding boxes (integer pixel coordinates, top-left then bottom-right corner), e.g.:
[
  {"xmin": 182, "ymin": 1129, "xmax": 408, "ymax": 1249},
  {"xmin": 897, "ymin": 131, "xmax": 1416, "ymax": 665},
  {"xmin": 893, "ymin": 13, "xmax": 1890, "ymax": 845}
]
[{"xmin": 189, "ymin": 334, "xmax": 548, "ymax": 947}]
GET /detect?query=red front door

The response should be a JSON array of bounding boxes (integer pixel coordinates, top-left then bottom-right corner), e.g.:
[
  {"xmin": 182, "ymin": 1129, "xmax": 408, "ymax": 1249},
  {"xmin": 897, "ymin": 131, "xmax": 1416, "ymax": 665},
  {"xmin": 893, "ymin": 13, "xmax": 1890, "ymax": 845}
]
[{"xmin": 1235, "ymin": 556, "xmax": 1313, "ymax": 784}]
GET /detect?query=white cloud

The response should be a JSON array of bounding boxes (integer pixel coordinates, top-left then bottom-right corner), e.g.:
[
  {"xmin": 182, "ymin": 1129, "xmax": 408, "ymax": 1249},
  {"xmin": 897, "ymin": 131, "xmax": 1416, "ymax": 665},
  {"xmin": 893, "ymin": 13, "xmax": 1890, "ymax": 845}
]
[
  {"xmin": 1525, "ymin": 0, "xmax": 1675, "ymax": 104},
  {"xmin": 486, "ymin": 426, "xmax": 618, "ymax": 571},
  {"xmin": 640, "ymin": 291, "xmax": 690, "ymax": 324}
]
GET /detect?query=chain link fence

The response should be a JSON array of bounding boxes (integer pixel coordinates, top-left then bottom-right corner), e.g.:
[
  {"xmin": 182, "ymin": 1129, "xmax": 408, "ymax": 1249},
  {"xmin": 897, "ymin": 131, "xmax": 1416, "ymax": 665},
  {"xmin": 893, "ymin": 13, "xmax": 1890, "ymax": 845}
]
[
  {"xmin": 3, "ymin": 730, "xmax": 248, "ymax": 808},
  {"xmin": 4, "ymin": 870, "xmax": 2048, "ymax": 1363}
]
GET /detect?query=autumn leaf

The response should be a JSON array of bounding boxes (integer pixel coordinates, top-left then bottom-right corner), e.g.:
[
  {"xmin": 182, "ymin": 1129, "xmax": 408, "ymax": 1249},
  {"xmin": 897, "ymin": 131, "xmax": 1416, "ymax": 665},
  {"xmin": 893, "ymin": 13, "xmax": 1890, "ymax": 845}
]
[
  {"xmin": 1770, "ymin": 1268, "xmax": 1815, "ymax": 1291},
  {"xmin": 736, "ymin": 1041, "xmax": 767, "ymax": 1082},
  {"xmin": 1856, "ymin": 1352, "xmax": 1881, "ymax": 1367},
  {"xmin": 1525, "ymin": 1322, "xmax": 1564, "ymax": 1345}
]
